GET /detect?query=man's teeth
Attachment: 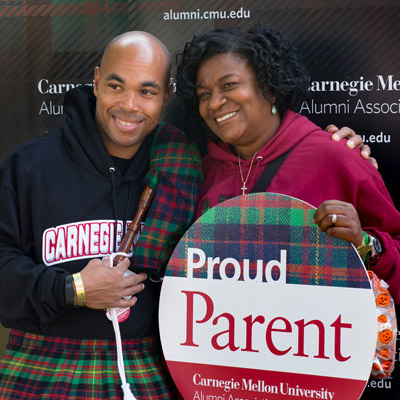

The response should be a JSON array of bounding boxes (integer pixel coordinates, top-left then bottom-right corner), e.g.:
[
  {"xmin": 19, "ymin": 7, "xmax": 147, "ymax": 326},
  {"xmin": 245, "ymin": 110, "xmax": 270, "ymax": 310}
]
[
  {"xmin": 216, "ymin": 112, "xmax": 237, "ymax": 123},
  {"xmin": 117, "ymin": 118, "xmax": 136, "ymax": 126}
]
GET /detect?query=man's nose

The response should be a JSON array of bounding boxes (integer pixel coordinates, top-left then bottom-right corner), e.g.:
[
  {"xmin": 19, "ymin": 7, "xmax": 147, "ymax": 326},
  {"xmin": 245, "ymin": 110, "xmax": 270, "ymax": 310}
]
[{"xmin": 120, "ymin": 91, "xmax": 139, "ymax": 111}]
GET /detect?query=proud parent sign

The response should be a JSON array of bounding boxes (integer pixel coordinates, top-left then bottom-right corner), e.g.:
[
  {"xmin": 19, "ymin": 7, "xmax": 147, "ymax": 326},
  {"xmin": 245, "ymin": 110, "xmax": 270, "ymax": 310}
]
[{"xmin": 159, "ymin": 193, "xmax": 377, "ymax": 400}]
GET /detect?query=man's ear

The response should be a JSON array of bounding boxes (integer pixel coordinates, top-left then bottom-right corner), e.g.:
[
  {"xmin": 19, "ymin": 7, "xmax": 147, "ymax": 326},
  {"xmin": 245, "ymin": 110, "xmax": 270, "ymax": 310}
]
[{"xmin": 93, "ymin": 66, "xmax": 100, "ymax": 97}]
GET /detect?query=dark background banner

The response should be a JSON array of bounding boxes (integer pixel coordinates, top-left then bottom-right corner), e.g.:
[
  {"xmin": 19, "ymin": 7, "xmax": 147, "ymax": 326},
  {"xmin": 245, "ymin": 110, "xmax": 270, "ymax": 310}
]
[{"xmin": 0, "ymin": 1, "xmax": 399, "ymax": 398}]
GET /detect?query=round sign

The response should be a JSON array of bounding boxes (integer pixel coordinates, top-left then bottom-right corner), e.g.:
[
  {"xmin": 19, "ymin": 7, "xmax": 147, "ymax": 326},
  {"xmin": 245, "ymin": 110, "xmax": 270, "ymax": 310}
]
[{"xmin": 159, "ymin": 193, "xmax": 377, "ymax": 400}]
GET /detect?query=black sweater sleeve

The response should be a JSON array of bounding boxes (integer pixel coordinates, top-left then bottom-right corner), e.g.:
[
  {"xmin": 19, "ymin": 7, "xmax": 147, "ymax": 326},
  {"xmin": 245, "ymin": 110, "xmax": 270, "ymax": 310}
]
[{"xmin": 0, "ymin": 159, "xmax": 69, "ymax": 326}]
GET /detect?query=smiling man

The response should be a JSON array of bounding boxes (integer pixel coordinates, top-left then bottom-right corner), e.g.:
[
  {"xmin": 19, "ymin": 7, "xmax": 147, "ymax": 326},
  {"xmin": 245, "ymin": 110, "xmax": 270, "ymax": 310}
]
[
  {"xmin": 94, "ymin": 33, "xmax": 172, "ymax": 159},
  {"xmin": 0, "ymin": 31, "xmax": 202, "ymax": 400}
]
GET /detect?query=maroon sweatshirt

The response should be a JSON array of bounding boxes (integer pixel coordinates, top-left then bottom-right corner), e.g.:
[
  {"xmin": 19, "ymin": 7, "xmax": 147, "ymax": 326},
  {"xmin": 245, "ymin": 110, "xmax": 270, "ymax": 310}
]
[{"xmin": 197, "ymin": 111, "xmax": 400, "ymax": 303}]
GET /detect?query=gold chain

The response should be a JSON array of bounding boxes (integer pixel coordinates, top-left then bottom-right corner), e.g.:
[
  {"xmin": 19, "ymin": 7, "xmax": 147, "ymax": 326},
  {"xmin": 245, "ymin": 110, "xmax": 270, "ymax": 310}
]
[{"xmin": 238, "ymin": 151, "xmax": 258, "ymax": 195}]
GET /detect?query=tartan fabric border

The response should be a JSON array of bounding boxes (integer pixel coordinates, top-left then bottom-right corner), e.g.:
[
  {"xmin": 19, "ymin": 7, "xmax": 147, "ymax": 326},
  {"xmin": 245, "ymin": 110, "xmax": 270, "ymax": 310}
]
[
  {"xmin": 166, "ymin": 193, "xmax": 370, "ymax": 289},
  {"xmin": 132, "ymin": 123, "xmax": 203, "ymax": 279},
  {"xmin": 0, "ymin": 330, "xmax": 177, "ymax": 400}
]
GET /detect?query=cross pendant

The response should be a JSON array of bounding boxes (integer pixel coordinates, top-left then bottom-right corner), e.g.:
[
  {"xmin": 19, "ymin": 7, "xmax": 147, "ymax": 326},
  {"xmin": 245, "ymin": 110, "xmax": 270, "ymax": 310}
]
[{"xmin": 241, "ymin": 185, "xmax": 247, "ymax": 195}]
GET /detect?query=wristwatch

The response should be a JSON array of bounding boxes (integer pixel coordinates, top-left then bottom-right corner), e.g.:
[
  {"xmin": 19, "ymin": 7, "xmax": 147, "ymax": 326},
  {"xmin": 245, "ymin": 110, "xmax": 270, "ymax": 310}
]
[{"xmin": 369, "ymin": 235, "xmax": 382, "ymax": 261}]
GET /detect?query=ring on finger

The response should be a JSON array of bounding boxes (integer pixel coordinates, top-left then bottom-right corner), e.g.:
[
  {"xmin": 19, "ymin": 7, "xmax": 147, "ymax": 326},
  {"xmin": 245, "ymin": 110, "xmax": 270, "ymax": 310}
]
[{"xmin": 331, "ymin": 213, "xmax": 337, "ymax": 226}]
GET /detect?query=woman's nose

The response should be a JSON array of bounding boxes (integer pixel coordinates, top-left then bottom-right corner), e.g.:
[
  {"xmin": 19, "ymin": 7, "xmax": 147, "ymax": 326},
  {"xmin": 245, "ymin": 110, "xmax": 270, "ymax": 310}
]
[{"xmin": 208, "ymin": 91, "xmax": 227, "ymax": 110}]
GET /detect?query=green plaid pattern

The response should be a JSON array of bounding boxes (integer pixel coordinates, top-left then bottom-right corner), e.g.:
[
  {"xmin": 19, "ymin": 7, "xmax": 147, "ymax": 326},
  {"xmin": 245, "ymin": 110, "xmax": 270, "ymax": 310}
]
[
  {"xmin": 166, "ymin": 193, "xmax": 370, "ymax": 289},
  {"xmin": 0, "ymin": 330, "xmax": 177, "ymax": 400},
  {"xmin": 132, "ymin": 123, "xmax": 203, "ymax": 279}
]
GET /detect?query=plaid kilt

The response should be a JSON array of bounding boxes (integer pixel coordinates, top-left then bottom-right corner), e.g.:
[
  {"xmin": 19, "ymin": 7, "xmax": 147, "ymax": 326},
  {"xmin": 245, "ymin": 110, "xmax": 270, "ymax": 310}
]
[{"xmin": 0, "ymin": 329, "xmax": 178, "ymax": 400}]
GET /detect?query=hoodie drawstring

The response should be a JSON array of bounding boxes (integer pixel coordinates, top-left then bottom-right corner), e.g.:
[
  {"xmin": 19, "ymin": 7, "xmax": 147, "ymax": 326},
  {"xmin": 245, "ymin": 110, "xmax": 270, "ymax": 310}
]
[
  {"xmin": 107, "ymin": 167, "xmax": 137, "ymax": 400},
  {"xmin": 109, "ymin": 167, "xmax": 119, "ymax": 252}
]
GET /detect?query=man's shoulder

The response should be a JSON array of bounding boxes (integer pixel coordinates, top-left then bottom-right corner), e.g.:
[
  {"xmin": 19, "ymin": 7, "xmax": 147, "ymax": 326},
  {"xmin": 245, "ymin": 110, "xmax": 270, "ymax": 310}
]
[
  {"xmin": 155, "ymin": 122, "xmax": 187, "ymax": 139},
  {"xmin": 153, "ymin": 123, "xmax": 200, "ymax": 158},
  {"xmin": 2, "ymin": 129, "xmax": 64, "ymax": 170},
  {"xmin": 11, "ymin": 129, "xmax": 62, "ymax": 152}
]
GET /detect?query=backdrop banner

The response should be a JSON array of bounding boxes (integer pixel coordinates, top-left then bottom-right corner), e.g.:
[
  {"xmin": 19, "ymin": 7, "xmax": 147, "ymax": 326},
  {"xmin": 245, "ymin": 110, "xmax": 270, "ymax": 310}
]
[
  {"xmin": 1, "ymin": 1, "xmax": 399, "ymax": 207},
  {"xmin": 159, "ymin": 193, "xmax": 378, "ymax": 400},
  {"xmin": 1, "ymin": 2, "xmax": 399, "ymax": 398}
]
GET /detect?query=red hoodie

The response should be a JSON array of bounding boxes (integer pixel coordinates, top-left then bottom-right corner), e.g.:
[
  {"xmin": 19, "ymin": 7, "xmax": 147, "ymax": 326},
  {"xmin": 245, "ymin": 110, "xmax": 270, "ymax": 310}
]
[{"xmin": 197, "ymin": 111, "xmax": 400, "ymax": 303}]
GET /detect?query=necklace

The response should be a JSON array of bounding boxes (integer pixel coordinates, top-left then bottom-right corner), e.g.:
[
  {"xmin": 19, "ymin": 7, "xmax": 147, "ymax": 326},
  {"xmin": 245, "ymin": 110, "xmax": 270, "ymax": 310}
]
[{"xmin": 238, "ymin": 151, "xmax": 258, "ymax": 195}]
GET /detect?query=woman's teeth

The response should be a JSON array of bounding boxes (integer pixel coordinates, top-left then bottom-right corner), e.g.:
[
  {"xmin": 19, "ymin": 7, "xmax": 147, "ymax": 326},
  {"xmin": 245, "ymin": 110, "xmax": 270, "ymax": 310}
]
[{"xmin": 216, "ymin": 111, "xmax": 237, "ymax": 123}]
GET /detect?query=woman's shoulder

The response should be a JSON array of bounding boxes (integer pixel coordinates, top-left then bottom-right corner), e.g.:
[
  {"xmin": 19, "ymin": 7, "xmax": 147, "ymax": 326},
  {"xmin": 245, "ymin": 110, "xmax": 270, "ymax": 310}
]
[{"xmin": 291, "ymin": 124, "xmax": 378, "ymax": 178}]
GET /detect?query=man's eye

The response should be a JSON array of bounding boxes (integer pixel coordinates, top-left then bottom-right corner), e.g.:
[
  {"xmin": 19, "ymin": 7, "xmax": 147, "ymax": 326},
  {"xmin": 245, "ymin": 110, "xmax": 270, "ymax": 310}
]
[
  {"xmin": 142, "ymin": 89, "xmax": 157, "ymax": 95},
  {"xmin": 109, "ymin": 84, "xmax": 121, "ymax": 90}
]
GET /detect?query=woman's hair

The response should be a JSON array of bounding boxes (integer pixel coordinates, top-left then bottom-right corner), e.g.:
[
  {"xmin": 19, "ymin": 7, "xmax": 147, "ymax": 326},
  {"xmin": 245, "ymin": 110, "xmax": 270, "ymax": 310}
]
[{"xmin": 176, "ymin": 24, "xmax": 310, "ymax": 140}]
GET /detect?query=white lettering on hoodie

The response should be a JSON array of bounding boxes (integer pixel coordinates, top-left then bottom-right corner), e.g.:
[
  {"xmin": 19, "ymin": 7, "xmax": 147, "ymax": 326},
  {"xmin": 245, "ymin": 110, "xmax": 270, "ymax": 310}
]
[{"xmin": 42, "ymin": 219, "xmax": 142, "ymax": 266}]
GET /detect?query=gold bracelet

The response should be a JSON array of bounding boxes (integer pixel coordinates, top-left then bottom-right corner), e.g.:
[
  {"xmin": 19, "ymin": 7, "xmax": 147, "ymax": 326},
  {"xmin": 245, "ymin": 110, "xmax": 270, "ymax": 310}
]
[
  {"xmin": 72, "ymin": 273, "xmax": 86, "ymax": 307},
  {"xmin": 356, "ymin": 231, "xmax": 372, "ymax": 256}
]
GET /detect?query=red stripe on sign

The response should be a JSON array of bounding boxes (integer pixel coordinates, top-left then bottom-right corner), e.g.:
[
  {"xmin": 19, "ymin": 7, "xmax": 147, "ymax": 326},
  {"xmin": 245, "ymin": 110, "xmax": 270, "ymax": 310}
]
[{"xmin": 167, "ymin": 360, "xmax": 367, "ymax": 400}]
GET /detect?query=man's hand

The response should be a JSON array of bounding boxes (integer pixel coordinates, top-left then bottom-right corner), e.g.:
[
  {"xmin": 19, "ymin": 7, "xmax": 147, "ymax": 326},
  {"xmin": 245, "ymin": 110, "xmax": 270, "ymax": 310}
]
[
  {"xmin": 77, "ymin": 257, "xmax": 147, "ymax": 310},
  {"xmin": 325, "ymin": 124, "xmax": 378, "ymax": 169}
]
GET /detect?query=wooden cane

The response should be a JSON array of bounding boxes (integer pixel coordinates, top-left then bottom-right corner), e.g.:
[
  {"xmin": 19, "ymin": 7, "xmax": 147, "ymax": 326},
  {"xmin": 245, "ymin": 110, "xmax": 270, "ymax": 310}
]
[{"xmin": 113, "ymin": 185, "xmax": 155, "ymax": 266}]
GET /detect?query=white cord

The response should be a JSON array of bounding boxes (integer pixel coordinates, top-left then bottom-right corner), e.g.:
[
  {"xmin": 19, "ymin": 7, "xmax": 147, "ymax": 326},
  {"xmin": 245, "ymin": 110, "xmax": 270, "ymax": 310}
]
[{"xmin": 108, "ymin": 252, "xmax": 137, "ymax": 400}]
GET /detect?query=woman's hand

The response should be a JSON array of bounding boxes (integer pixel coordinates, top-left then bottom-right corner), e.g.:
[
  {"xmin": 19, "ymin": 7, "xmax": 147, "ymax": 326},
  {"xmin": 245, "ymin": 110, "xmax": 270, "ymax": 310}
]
[
  {"xmin": 313, "ymin": 200, "xmax": 364, "ymax": 247},
  {"xmin": 325, "ymin": 124, "xmax": 378, "ymax": 169}
]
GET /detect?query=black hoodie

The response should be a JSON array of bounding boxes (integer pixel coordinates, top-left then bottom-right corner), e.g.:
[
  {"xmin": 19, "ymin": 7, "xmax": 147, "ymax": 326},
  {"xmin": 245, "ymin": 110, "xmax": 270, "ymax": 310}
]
[{"xmin": 0, "ymin": 85, "xmax": 163, "ymax": 339}]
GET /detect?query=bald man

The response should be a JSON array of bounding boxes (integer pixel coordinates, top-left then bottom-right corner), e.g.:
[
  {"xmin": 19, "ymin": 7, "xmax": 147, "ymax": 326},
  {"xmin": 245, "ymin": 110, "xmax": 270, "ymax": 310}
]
[
  {"xmin": 0, "ymin": 31, "xmax": 202, "ymax": 399},
  {"xmin": 94, "ymin": 32, "xmax": 172, "ymax": 159}
]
